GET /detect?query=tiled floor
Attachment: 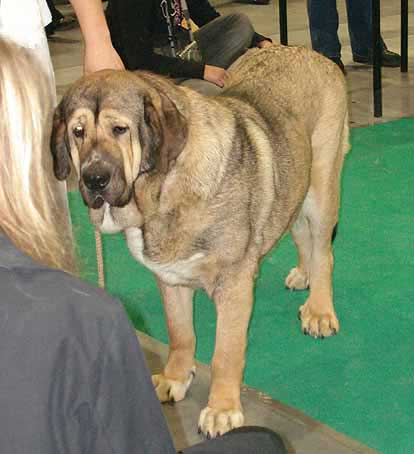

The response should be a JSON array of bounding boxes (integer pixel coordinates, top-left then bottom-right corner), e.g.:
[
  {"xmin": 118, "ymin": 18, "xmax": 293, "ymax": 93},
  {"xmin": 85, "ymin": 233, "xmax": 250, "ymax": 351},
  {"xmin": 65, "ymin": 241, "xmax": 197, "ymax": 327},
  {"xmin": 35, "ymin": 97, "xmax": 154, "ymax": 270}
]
[{"xmin": 48, "ymin": 1, "xmax": 411, "ymax": 452}]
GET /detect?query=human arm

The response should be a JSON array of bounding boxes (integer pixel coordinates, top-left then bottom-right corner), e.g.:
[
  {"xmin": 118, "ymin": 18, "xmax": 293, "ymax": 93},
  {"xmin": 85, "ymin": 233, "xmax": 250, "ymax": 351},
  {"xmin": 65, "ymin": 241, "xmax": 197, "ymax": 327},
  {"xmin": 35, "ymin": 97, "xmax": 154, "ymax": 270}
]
[{"xmin": 68, "ymin": 0, "xmax": 125, "ymax": 74}]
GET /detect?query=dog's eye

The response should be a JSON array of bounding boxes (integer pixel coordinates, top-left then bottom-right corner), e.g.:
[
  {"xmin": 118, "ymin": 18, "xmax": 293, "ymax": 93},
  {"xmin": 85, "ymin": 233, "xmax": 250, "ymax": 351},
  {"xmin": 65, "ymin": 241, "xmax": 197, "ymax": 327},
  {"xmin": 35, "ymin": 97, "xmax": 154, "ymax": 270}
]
[
  {"xmin": 73, "ymin": 125, "xmax": 84, "ymax": 138},
  {"xmin": 113, "ymin": 126, "xmax": 128, "ymax": 136}
]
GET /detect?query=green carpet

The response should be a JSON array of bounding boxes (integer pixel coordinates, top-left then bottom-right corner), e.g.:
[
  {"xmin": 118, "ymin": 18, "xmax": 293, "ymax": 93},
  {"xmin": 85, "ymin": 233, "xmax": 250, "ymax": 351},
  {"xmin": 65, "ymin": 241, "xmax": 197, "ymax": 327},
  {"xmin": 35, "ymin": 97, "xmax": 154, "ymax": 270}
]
[{"xmin": 69, "ymin": 118, "xmax": 414, "ymax": 454}]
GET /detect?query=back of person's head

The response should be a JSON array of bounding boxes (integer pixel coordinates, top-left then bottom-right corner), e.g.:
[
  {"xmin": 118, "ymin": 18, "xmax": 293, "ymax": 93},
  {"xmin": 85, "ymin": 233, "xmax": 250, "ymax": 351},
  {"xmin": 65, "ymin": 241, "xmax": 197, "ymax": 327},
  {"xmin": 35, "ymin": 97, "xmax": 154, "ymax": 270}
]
[{"xmin": 0, "ymin": 39, "xmax": 76, "ymax": 274}]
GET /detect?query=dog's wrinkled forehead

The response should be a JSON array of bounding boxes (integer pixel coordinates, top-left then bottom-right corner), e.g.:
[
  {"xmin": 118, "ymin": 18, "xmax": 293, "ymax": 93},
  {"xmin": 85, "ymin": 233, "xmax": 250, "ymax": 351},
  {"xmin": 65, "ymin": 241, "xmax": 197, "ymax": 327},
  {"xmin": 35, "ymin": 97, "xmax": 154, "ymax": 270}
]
[{"xmin": 62, "ymin": 70, "xmax": 149, "ymax": 120}]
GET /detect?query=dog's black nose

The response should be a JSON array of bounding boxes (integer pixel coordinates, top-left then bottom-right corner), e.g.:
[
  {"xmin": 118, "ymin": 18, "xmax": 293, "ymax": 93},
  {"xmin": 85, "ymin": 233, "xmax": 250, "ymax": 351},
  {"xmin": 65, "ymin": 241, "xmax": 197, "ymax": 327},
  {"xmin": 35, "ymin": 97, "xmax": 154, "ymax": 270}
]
[{"xmin": 83, "ymin": 171, "xmax": 111, "ymax": 191}]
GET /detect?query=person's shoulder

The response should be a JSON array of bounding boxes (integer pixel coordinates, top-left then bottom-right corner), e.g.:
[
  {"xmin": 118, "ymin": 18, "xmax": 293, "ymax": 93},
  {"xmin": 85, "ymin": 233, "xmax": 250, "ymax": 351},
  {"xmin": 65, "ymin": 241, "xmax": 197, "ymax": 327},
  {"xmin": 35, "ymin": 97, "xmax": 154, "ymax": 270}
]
[
  {"xmin": 51, "ymin": 268, "xmax": 123, "ymax": 313},
  {"xmin": 0, "ymin": 234, "xmax": 125, "ymax": 321}
]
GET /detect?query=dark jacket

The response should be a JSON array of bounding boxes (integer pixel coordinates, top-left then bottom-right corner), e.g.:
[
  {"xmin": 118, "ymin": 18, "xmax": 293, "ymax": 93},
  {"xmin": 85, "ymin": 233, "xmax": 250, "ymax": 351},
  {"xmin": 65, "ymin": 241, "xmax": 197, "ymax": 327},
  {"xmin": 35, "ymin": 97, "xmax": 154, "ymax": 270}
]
[
  {"xmin": 0, "ymin": 234, "xmax": 175, "ymax": 454},
  {"xmin": 106, "ymin": 0, "xmax": 268, "ymax": 79}
]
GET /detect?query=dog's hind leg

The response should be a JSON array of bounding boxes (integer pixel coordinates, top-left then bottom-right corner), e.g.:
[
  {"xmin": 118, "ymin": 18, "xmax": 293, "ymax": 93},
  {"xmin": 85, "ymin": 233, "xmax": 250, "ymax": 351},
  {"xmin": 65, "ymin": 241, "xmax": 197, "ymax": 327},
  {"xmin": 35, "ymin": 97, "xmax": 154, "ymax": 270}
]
[
  {"xmin": 286, "ymin": 212, "xmax": 338, "ymax": 291},
  {"xmin": 152, "ymin": 282, "xmax": 196, "ymax": 402},
  {"xmin": 298, "ymin": 186, "xmax": 339, "ymax": 338},
  {"xmin": 285, "ymin": 212, "xmax": 312, "ymax": 290},
  {"xmin": 297, "ymin": 107, "xmax": 348, "ymax": 338}
]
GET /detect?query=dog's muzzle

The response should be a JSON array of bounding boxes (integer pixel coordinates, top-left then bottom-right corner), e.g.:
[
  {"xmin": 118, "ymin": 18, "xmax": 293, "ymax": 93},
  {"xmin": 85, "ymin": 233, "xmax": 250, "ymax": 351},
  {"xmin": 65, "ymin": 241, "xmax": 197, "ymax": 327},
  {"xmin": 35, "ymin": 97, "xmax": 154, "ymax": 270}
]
[
  {"xmin": 80, "ymin": 160, "xmax": 130, "ymax": 209},
  {"xmin": 81, "ymin": 167, "xmax": 111, "ymax": 209},
  {"xmin": 83, "ymin": 170, "xmax": 111, "ymax": 192}
]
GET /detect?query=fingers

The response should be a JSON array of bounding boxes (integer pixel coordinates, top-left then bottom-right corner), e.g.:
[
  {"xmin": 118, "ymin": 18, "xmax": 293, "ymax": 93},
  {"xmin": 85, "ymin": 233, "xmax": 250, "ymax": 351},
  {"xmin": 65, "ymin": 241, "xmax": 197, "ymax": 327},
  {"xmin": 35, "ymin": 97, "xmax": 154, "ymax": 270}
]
[
  {"xmin": 203, "ymin": 65, "xmax": 230, "ymax": 88},
  {"xmin": 218, "ymin": 69, "xmax": 230, "ymax": 87},
  {"xmin": 257, "ymin": 40, "xmax": 273, "ymax": 49}
]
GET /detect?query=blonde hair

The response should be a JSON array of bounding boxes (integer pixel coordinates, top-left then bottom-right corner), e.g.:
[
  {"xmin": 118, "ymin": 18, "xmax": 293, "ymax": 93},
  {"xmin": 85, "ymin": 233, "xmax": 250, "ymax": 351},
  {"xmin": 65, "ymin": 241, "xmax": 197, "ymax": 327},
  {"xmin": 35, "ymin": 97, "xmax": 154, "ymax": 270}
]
[{"xmin": 0, "ymin": 39, "xmax": 77, "ymax": 274}]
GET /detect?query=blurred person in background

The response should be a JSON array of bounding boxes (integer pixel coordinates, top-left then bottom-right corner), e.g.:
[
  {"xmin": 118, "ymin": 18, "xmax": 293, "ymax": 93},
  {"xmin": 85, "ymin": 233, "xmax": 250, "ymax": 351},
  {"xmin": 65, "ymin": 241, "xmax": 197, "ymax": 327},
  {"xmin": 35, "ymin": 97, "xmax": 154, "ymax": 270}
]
[
  {"xmin": 105, "ymin": 0, "xmax": 272, "ymax": 95},
  {"xmin": 307, "ymin": 0, "xmax": 400, "ymax": 74}
]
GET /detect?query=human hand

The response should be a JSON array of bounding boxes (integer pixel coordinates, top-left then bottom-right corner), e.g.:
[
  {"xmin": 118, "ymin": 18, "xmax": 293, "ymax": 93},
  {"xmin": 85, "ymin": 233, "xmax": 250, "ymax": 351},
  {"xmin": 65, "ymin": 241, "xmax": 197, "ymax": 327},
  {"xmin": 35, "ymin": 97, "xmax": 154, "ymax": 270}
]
[
  {"xmin": 83, "ymin": 37, "xmax": 125, "ymax": 74},
  {"xmin": 257, "ymin": 40, "xmax": 273, "ymax": 49},
  {"xmin": 203, "ymin": 65, "xmax": 230, "ymax": 88}
]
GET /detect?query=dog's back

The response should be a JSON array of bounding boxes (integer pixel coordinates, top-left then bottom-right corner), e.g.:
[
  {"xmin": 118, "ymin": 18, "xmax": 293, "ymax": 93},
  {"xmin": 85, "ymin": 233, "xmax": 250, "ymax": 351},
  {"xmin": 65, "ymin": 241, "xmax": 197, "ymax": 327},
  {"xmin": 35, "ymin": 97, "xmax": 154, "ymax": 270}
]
[{"xmin": 226, "ymin": 45, "xmax": 347, "ymax": 134}]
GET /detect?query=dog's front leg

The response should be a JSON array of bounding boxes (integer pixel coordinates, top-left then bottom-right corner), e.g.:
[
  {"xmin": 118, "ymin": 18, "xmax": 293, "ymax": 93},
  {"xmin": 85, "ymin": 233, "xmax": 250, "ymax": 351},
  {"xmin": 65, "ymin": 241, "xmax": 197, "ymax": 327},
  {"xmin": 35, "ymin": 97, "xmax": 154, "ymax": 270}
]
[
  {"xmin": 152, "ymin": 281, "xmax": 196, "ymax": 403},
  {"xmin": 199, "ymin": 266, "xmax": 255, "ymax": 438}
]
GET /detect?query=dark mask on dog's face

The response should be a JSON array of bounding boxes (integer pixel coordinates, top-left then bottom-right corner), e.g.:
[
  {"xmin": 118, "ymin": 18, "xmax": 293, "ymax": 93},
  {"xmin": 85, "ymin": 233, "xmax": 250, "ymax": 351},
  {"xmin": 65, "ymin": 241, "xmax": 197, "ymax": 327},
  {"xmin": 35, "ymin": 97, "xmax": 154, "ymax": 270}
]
[{"xmin": 50, "ymin": 70, "xmax": 188, "ymax": 209}]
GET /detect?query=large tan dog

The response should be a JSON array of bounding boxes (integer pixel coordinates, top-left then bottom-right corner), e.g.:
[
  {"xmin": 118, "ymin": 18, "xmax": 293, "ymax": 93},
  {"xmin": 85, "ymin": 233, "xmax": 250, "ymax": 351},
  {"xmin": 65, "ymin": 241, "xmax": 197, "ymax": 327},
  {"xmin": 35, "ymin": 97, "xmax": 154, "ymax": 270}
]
[{"xmin": 51, "ymin": 45, "xmax": 349, "ymax": 437}]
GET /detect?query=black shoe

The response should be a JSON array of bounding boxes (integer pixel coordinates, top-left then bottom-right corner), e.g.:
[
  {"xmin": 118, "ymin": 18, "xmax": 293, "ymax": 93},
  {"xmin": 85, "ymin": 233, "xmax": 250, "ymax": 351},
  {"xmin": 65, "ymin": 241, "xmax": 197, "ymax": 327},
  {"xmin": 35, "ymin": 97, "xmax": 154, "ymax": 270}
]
[
  {"xmin": 54, "ymin": 15, "xmax": 77, "ymax": 32},
  {"xmin": 353, "ymin": 45, "xmax": 401, "ymax": 68},
  {"xmin": 45, "ymin": 22, "xmax": 56, "ymax": 37},
  {"xmin": 329, "ymin": 57, "xmax": 346, "ymax": 75},
  {"xmin": 45, "ymin": 15, "xmax": 77, "ymax": 37}
]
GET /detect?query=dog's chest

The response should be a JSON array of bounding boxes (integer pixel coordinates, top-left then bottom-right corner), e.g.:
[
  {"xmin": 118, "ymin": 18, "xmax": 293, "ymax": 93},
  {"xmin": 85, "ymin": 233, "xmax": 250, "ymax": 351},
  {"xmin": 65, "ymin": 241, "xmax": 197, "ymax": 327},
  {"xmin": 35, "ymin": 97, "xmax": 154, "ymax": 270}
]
[{"xmin": 124, "ymin": 228, "xmax": 205, "ymax": 286}]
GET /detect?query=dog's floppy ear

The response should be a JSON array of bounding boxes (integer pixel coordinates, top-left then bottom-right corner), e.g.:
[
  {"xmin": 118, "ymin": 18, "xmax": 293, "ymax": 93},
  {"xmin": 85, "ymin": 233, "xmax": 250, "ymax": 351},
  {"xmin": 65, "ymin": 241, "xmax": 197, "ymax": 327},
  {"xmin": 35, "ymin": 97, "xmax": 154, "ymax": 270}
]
[
  {"xmin": 139, "ymin": 92, "xmax": 188, "ymax": 175},
  {"xmin": 50, "ymin": 100, "xmax": 72, "ymax": 180}
]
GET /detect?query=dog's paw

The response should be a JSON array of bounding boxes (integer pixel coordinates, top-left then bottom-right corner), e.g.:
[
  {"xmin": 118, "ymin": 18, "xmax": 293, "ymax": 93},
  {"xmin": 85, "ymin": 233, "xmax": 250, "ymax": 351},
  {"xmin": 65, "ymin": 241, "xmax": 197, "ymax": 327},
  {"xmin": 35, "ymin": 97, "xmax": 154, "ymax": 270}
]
[
  {"xmin": 152, "ymin": 367, "xmax": 196, "ymax": 403},
  {"xmin": 198, "ymin": 406, "xmax": 244, "ymax": 438},
  {"xmin": 285, "ymin": 267, "xmax": 309, "ymax": 290},
  {"xmin": 299, "ymin": 300, "xmax": 339, "ymax": 338}
]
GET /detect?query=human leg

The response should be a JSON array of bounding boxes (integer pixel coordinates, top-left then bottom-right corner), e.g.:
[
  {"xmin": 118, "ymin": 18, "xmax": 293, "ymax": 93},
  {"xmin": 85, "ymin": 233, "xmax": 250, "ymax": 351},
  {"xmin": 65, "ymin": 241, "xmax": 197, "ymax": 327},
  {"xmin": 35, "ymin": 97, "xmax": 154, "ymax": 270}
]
[
  {"xmin": 307, "ymin": 0, "xmax": 341, "ymax": 60},
  {"xmin": 45, "ymin": 0, "xmax": 77, "ymax": 36},
  {"xmin": 347, "ymin": 0, "xmax": 400, "ymax": 67},
  {"xmin": 180, "ymin": 426, "xmax": 287, "ymax": 454},
  {"xmin": 345, "ymin": 0, "xmax": 372, "ymax": 59},
  {"xmin": 46, "ymin": 0, "xmax": 64, "ymax": 22},
  {"xmin": 177, "ymin": 14, "xmax": 255, "ymax": 95},
  {"xmin": 194, "ymin": 14, "xmax": 255, "ymax": 69}
]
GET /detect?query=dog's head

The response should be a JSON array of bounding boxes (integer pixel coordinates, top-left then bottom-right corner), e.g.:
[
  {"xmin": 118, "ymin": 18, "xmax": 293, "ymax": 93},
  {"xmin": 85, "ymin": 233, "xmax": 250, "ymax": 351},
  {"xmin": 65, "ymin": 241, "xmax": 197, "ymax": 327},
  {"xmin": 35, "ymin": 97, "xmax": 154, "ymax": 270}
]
[{"xmin": 51, "ymin": 70, "xmax": 188, "ymax": 209}]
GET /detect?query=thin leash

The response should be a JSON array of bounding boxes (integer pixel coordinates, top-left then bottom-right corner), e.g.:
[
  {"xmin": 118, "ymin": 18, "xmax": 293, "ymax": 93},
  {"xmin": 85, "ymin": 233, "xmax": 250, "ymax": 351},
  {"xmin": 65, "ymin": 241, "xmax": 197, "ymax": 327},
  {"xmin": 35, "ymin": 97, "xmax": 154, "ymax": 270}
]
[
  {"xmin": 95, "ymin": 228, "xmax": 105, "ymax": 289},
  {"xmin": 94, "ymin": 0, "xmax": 195, "ymax": 291}
]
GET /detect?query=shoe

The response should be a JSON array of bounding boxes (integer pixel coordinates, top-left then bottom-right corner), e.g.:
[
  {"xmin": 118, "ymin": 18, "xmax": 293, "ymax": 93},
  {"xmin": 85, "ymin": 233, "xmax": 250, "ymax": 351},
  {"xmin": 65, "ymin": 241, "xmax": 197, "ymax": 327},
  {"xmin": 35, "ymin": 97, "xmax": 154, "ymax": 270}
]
[
  {"xmin": 353, "ymin": 45, "xmax": 401, "ymax": 68},
  {"xmin": 54, "ymin": 15, "xmax": 77, "ymax": 32},
  {"xmin": 329, "ymin": 57, "xmax": 346, "ymax": 75},
  {"xmin": 45, "ymin": 15, "xmax": 77, "ymax": 37},
  {"xmin": 250, "ymin": 0, "xmax": 270, "ymax": 4},
  {"xmin": 45, "ymin": 22, "xmax": 56, "ymax": 37}
]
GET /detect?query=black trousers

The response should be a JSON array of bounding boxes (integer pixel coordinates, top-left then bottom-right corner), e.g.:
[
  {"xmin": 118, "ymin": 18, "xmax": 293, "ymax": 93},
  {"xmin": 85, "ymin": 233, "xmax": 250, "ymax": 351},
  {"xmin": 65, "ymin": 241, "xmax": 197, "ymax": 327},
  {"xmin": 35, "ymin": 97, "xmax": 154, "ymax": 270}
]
[{"xmin": 45, "ymin": 0, "xmax": 64, "ymax": 22}]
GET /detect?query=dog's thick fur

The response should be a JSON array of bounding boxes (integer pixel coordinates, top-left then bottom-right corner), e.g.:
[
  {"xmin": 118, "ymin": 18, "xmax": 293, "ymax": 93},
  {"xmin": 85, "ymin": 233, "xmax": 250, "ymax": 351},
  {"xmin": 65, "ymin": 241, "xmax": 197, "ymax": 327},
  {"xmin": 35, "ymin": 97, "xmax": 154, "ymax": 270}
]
[{"xmin": 51, "ymin": 45, "xmax": 349, "ymax": 437}]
